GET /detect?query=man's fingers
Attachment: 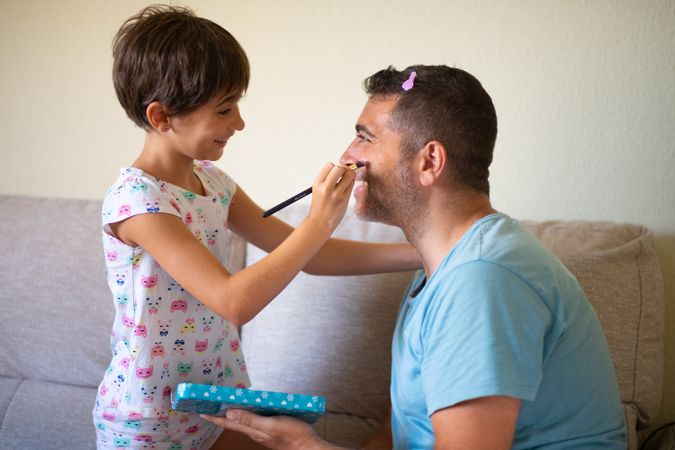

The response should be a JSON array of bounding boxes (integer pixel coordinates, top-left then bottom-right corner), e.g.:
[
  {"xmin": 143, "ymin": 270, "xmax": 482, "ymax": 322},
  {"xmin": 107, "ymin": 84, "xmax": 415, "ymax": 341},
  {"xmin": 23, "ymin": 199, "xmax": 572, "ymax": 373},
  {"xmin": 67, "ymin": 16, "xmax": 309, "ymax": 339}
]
[
  {"xmin": 201, "ymin": 412, "xmax": 270, "ymax": 444},
  {"xmin": 230, "ymin": 409, "xmax": 284, "ymax": 434},
  {"xmin": 202, "ymin": 410, "xmax": 319, "ymax": 450}
]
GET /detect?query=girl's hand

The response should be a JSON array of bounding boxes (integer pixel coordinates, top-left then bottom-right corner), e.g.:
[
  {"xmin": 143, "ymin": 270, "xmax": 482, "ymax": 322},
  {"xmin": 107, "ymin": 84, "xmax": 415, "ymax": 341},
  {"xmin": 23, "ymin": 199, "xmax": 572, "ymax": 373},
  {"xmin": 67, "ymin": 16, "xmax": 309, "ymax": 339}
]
[{"xmin": 307, "ymin": 163, "xmax": 356, "ymax": 233}]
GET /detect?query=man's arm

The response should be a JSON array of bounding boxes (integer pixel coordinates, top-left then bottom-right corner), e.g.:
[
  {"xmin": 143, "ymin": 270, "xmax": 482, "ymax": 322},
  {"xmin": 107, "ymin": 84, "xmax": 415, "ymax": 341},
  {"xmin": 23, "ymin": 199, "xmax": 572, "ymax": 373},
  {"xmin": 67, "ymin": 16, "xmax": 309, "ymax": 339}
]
[
  {"xmin": 431, "ymin": 396, "xmax": 521, "ymax": 450},
  {"xmin": 203, "ymin": 396, "xmax": 519, "ymax": 450}
]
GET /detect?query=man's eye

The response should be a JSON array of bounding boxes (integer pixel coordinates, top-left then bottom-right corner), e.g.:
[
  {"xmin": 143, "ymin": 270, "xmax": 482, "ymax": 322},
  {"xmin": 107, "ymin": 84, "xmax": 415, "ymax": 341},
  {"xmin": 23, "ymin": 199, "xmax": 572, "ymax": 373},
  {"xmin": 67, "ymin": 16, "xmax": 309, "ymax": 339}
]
[
  {"xmin": 218, "ymin": 109, "xmax": 231, "ymax": 116},
  {"xmin": 357, "ymin": 134, "xmax": 368, "ymax": 142}
]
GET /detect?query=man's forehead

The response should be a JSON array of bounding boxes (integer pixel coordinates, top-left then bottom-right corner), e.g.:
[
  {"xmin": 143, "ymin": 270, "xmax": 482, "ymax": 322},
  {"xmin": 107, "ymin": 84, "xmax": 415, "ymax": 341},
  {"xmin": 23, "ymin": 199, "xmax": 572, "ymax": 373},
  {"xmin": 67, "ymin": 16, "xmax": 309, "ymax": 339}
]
[
  {"xmin": 364, "ymin": 95, "xmax": 398, "ymax": 113},
  {"xmin": 357, "ymin": 96, "xmax": 398, "ymax": 129}
]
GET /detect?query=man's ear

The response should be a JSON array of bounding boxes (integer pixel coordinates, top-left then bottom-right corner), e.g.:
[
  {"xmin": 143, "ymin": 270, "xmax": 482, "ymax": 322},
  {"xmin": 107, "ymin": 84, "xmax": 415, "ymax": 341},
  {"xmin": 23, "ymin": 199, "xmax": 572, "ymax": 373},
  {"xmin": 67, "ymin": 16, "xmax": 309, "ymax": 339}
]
[
  {"xmin": 146, "ymin": 101, "xmax": 171, "ymax": 132},
  {"xmin": 418, "ymin": 140, "xmax": 447, "ymax": 187}
]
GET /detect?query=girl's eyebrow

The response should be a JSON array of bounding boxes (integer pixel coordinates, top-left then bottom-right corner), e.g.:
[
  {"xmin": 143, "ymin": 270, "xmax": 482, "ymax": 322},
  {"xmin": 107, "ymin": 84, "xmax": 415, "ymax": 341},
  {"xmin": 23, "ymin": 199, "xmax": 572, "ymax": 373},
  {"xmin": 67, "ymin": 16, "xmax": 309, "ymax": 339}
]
[
  {"xmin": 356, "ymin": 124, "xmax": 376, "ymax": 139},
  {"xmin": 216, "ymin": 92, "xmax": 243, "ymax": 107}
]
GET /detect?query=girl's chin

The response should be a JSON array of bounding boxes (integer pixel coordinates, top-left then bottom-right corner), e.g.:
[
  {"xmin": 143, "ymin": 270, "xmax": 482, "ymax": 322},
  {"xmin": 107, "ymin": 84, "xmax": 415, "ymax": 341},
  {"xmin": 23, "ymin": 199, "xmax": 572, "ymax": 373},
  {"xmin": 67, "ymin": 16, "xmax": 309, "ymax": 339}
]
[{"xmin": 204, "ymin": 146, "xmax": 225, "ymax": 160}]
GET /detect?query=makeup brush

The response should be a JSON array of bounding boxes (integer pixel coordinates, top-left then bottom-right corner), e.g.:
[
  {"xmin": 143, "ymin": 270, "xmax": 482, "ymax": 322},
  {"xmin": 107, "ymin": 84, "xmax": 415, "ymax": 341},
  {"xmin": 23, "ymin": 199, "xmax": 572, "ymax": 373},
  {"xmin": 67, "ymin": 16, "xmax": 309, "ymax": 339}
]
[{"xmin": 262, "ymin": 161, "xmax": 365, "ymax": 218}]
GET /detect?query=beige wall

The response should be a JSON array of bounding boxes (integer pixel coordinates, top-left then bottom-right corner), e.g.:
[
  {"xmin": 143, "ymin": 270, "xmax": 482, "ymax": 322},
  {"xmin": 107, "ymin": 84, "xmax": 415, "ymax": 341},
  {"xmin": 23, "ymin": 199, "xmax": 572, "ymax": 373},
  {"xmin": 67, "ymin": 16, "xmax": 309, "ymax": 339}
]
[{"xmin": 1, "ymin": 0, "xmax": 673, "ymax": 437}]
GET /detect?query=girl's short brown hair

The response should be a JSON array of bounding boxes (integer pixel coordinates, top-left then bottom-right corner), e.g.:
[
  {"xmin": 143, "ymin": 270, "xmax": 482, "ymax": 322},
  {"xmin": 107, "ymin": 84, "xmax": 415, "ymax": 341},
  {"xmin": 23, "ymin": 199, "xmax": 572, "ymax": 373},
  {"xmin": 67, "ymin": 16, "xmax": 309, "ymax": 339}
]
[{"xmin": 112, "ymin": 5, "xmax": 250, "ymax": 129}]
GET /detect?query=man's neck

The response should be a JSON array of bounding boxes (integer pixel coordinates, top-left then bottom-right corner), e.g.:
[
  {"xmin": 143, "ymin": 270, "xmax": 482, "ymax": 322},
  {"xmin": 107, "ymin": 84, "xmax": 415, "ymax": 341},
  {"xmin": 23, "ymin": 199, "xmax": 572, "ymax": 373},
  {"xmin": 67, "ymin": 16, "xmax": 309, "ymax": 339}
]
[{"xmin": 404, "ymin": 193, "xmax": 496, "ymax": 277}]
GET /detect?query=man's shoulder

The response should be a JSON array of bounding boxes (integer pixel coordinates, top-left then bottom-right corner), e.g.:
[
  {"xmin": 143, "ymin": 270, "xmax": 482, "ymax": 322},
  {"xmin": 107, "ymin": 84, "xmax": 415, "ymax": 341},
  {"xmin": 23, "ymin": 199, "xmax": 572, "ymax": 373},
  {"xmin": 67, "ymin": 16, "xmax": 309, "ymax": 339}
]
[
  {"xmin": 440, "ymin": 213, "xmax": 542, "ymax": 273},
  {"xmin": 463, "ymin": 213, "xmax": 564, "ymax": 277},
  {"xmin": 427, "ymin": 213, "xmax": 587, "ymax": 319}
]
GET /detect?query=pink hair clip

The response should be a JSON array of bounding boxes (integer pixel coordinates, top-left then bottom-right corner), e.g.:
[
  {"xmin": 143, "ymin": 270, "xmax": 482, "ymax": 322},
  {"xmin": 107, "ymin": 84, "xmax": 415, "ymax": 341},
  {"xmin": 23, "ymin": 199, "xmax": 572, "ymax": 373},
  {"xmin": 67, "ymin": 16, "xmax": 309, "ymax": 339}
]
[{"xmin": 402, "ymin": 71, "xmax": 417, "ymax": 91}]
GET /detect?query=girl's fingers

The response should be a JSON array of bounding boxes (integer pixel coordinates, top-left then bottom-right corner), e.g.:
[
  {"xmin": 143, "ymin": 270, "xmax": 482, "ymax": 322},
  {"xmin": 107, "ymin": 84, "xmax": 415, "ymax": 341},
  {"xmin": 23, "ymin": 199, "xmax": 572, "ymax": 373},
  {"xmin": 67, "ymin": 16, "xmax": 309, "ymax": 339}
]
[
  {"xmin": 337, "ymin": 166, "xmax": 356, "ymax": 193},
  {"xmin": 319, "ymin": 164, "xmax": 356, "ymax": 192},
  {"xmin": 321, "ymin": 164, "xmax": 345, "ymax": 188},
  {"xmin": 314, "ymin": 162, "xmax": 336, "ymax": 185}
]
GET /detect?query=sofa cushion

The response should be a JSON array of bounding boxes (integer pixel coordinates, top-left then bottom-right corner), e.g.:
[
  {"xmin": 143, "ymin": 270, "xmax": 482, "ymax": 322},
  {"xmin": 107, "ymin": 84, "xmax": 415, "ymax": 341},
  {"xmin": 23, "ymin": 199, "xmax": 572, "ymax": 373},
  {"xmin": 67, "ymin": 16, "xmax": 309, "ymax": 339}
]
[
  {"xmin": 0, "ymin": 377, "xmax": 97, "ymax": 450},
  {"xmin": 0, "ymin": 377, "xmax": 22, "ymax": 425}
]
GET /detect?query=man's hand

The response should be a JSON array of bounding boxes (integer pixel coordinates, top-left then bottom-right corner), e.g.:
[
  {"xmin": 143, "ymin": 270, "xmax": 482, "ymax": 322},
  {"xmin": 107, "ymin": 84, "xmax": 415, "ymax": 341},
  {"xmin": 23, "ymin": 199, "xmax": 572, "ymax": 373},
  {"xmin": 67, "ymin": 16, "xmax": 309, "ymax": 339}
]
[{"xmin": 201, "ymin": 410, "xmax": 341, "ymax": 450}]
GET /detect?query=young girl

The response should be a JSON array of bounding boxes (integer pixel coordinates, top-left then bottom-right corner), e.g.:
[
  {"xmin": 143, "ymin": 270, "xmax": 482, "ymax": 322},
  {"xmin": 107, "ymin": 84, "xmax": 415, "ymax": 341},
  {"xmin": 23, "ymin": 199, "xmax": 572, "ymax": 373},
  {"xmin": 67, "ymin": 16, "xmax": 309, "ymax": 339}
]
[{"xmin": 93, "ymin": 5, "xmax": 419, "ymax": 449}]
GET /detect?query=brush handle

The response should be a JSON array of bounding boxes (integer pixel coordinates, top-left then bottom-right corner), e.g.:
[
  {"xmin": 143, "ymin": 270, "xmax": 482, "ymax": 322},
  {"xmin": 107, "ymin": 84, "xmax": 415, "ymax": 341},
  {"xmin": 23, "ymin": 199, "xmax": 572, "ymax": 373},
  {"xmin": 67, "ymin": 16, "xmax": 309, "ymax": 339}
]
[
  {"xmin": 261, "ymin": 162, "xmax": 364, "ymax": 218},
  {"xmin": 262, "ymin": 186, "xmax": 313, "ymax": 218}
]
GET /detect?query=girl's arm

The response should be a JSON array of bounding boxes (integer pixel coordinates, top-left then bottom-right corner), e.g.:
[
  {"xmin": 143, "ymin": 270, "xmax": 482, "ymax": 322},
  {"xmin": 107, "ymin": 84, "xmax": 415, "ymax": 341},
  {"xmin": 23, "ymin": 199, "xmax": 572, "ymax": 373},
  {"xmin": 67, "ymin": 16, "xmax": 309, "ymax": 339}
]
[
  {"xmin": 230, "ymin": 188, "xmax": 421, "ymax": 276},
  {"xmin": 304, "ymin": 239, "xmax": 420, "ymax": 275},
  {"xmin": 110, "ymin": 163, "xmax": 353, "ymax": 326}
]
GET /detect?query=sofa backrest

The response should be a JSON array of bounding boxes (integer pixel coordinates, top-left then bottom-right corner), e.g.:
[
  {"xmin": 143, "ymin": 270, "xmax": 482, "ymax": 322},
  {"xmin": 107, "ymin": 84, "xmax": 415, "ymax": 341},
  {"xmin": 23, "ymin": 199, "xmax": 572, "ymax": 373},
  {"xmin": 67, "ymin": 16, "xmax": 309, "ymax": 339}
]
[
  {"xmin": 0, "ymin": 195, "xmax": 247, "ymax": 390},
  {"xmin": 521, "ymin": 220, "xmax": 664, "ymax": 433},
  {"xmin": 0, "ymin": 196, "xmax": 113, "ymax": 388}
]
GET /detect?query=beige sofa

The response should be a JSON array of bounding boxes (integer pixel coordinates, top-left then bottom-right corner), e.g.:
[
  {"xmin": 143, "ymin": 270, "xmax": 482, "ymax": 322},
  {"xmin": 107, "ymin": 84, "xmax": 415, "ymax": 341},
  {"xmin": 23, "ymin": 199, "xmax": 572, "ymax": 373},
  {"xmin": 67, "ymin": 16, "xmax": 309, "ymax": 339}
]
[{"xmin": 0, "ymin": 195, "xmax": 665, "ymax": 449}]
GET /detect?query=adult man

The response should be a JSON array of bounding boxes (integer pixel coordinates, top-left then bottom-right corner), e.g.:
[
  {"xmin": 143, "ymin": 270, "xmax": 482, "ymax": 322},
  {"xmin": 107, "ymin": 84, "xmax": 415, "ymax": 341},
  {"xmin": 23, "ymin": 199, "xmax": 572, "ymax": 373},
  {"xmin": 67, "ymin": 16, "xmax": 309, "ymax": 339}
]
[{"xmin": 202, "ymin": 65, "xmax": 627, "ymax": 449}]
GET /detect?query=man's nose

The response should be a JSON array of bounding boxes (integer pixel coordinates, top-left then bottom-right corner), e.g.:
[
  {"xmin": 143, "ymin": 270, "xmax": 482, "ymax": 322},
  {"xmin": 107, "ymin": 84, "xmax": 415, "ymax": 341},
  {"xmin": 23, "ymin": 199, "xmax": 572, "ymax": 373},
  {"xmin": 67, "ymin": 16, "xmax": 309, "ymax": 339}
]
[{"xmin": 339, "ymin": 142, "xmax": 356, "ymax": 166}]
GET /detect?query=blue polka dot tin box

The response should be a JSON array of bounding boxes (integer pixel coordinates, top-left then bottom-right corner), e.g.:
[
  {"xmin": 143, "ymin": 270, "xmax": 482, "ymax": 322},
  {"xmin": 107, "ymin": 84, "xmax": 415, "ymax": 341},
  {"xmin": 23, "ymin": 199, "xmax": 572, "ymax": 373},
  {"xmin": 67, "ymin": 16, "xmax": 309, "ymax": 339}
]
[{"xmin": 172, "ymin": 382, "xmax": 326, "ymax": 424}]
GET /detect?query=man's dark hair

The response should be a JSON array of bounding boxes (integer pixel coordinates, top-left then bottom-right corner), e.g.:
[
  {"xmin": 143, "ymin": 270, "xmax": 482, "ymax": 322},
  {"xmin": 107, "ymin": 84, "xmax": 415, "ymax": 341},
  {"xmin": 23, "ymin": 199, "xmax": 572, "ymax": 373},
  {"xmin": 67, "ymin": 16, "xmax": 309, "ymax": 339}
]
[
  {"xmin": 112, "ymin": 5, "xmax": 250, "ymax": 129},
  {"xmin": 364, "ymin": 65, "xmax": 497, "ymax": 195}
]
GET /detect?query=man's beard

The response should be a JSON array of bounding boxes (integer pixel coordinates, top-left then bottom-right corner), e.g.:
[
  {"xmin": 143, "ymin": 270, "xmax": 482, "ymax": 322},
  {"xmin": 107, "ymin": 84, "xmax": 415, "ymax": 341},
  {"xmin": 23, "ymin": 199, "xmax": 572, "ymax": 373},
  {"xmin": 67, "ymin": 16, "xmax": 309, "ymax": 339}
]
[{"xmin": 356, "ymin": 156, "xmax": 425, "ymax": 237}]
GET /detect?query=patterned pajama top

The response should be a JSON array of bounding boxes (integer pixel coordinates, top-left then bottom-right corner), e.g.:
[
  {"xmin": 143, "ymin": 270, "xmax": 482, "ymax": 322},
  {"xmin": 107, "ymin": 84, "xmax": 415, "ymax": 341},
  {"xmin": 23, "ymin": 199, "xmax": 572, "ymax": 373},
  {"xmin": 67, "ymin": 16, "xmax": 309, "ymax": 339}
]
[{"xmin": 93, "ymin": 161, "xmax": 249, "ymax": 449}]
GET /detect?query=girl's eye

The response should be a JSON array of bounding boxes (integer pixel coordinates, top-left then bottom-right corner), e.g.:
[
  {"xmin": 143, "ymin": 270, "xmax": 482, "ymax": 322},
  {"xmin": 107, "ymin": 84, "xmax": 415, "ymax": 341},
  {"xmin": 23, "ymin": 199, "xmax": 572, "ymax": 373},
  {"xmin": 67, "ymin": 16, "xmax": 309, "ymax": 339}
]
[{"xmin": 218, "ymin": 109, "xmax": 231, "ymax": 116}]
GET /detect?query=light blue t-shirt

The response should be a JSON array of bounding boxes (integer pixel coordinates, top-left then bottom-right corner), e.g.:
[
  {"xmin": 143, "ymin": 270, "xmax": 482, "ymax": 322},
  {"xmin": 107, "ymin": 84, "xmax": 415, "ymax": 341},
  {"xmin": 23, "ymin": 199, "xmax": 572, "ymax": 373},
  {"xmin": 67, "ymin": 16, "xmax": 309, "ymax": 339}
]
[{"xmin": 391, "ymin": 213, "xmax": 626, "ymax": 449}]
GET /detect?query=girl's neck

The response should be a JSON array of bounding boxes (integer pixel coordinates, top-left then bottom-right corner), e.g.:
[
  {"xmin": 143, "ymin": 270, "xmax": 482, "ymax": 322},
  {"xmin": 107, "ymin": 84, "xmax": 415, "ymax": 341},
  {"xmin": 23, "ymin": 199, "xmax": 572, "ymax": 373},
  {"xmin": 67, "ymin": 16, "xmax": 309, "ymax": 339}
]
[{"xmin": 132, "ymin": 135, "xmax": 205, "ymax": 195}]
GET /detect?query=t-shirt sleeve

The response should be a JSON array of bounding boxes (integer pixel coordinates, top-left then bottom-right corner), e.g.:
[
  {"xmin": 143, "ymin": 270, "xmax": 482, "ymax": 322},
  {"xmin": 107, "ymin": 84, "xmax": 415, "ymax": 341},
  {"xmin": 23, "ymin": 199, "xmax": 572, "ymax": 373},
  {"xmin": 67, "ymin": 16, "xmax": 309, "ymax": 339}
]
[
  {"xmin": 420, "ymin": 260, "xmax": 552, "ymax": 416},
  {"xmin": 196, "ymin": 161, "xmax": 237, "ymax": 208},
  {"xmin": 101, "ymin": 174, "xmax": 181, "ymax": 236}
]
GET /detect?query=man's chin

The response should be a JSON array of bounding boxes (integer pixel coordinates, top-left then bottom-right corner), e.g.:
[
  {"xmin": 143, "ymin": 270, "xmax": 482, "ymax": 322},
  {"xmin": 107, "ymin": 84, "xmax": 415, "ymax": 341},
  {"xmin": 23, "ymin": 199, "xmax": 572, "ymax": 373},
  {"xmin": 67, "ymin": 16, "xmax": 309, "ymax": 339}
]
[
  {"xmin": 354, "ymin": 202, "xmax": 395, "ymax": 226},
  {"xmin": 354, "ymin": 209, "xmax": 370, "ymax": 222},
  {"xmin": 353, "ymin": 199, "xmax": 374, "ymax": 221}
]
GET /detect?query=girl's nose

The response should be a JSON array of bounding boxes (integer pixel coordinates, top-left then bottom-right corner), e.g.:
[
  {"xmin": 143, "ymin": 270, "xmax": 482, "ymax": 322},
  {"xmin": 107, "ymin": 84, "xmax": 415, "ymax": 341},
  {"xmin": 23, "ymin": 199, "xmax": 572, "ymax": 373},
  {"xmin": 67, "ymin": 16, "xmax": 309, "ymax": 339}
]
[{"xmin": 234, "ymin": 111, "xmax": 245, "ymax": 131}]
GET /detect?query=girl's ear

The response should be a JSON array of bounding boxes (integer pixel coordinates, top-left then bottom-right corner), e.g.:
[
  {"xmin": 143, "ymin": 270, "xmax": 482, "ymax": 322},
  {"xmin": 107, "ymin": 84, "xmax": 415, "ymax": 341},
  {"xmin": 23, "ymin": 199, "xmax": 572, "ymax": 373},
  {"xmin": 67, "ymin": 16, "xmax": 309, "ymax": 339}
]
[
  {"xmin": 418, "ymin": 140, "xmax": 447, "ymax": 187},
  {"xmin": 145, "ymin": 101, "xmax": 170, "ymax": 132}
]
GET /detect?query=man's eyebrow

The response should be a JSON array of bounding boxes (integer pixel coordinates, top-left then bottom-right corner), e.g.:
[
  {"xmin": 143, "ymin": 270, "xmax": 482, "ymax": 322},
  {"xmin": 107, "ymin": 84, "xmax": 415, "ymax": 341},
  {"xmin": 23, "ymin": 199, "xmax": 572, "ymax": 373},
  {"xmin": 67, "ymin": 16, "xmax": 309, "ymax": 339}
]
[{"xmin": 356, "ymin": 124, "xmax": 376, "ymax": 139}]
